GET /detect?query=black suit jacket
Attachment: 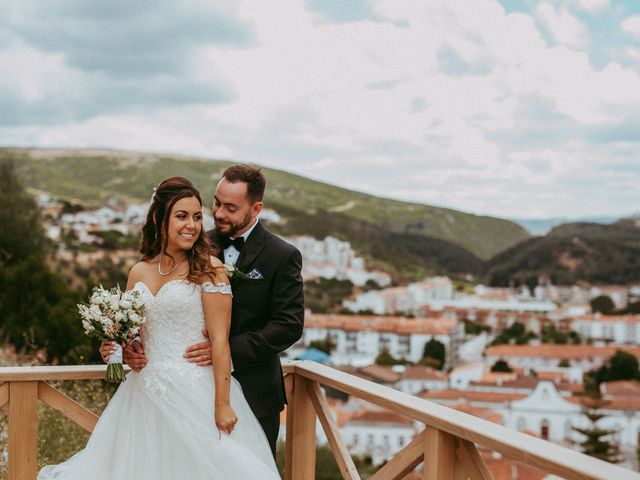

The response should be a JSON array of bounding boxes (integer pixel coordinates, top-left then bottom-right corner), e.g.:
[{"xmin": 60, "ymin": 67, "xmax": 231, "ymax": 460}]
[{"xmin": 208, "ymin": 222, "xmax": 304, "ymax": 418}]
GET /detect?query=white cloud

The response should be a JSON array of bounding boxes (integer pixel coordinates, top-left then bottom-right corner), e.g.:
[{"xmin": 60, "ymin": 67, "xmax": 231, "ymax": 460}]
[
  {"xmin": 536, "ymin": 3, "xmax": 589, "ymax": 49},
  {"xmin": 0, "ymin": 0, "xmax": 639, "ymax": 219},
  {"xmin": 624, "ymin": 47, "xmax": 640, "ymax": 61},
  {"xmin": 622, "ymin": 16, "xmax": 640, "ymax": 38},
  {"xmin": 573, "ymin": 0, "xmax": 609, "ymax": 13}
]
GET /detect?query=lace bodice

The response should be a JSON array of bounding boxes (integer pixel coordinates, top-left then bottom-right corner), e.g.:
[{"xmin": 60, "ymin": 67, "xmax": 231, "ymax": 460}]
[{"xmin": 133, "ymin": 280, "xmax": 231, "ymax": 365}]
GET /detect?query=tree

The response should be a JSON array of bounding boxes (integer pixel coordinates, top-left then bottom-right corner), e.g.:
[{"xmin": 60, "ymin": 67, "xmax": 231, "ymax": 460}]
[
  {"xmin": 309, "ymin": 334, "xmax": 336, "ymax": 355},
  {"xmin": 422, "ymin": 338, "xmax": 445, "ymax": 370},
  {"xmin": 464, "ymin": 319, "xmax": 490, "ymax": 335},
  {"xmin": 569, "ymin": 330, "xmax": 582, "ymax": 345},
  {"xmin": 626, "ymin": 301, "xmax": 640, "ymax": 314},
  {"xmin": 491, "ymin": 359, "xmax": 513, "ymax": 372},
  {"xmin": 0, "ymin": 252, "xmax": 88, "ymax": 363},
  {"xmin": 598, "ymin": 350, "xmax": 640, "ymax": 382},
  {"xmin": 375, "ymin": 348, "xmax": 406, "ymax": 366},
  {"xmin": 0, "ymin": 158, "xmax": 98, "ymax": 363},
  {"xmin": 0, "ymin": 159, "xmax": 46, "ymax": 265},
  {"xmin": 572, "ymin": 395, "xmax": 622, "ymax": 463},
  {"xmin": 591, "ymin": 295, "xmax": 615, "ymax": 314},
  {"xmin": 585, "ymin": 350, "xmax": 640, "ymax": 394},
  {"xmin": 491, "ymin": 321, "xmax": 536, "ymax": 346},
  {"xmin": 541, "ymin": 324, "xmax": 567, "ymax": 344}
]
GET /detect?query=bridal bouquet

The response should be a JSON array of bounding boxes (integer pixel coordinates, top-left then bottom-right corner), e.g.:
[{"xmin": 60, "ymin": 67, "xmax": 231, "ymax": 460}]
[{"xmin": 78, "ymin": 285, "xmax": 146, "ymax": 383}]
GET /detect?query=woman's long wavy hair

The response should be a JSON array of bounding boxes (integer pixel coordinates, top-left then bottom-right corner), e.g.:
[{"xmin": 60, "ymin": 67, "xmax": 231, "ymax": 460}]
[{"xmin": 140, "ymin": 176, "xmax": 218, "ymax": 282}]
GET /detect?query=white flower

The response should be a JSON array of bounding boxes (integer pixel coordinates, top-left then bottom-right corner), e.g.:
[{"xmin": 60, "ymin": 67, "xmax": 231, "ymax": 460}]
[
  {"xmin": 89, "ymin": 305, "xmax": 102, "ymax": 321},
  {"xmin": 115, "ymin": 311, "xmax": 125, "ymax": 322},
  {"xmin": 90, "ymin": 294, "xmax": 104, "ymax": 305},
  {"xmin": 78, "ymin": 305, "xmax": 89, "ymax": 318},
  {"xmin": 123, "ymin": 292, "xmax": 134, "ymax": 303},
  {"xmin": 130, "ymin": 313, "xmax": 141, "ymax": 324},
  {"xmin": 82, "ymin": 319, "xmax": 93, "ymax": 331},
  {"xmin": 108, "ymin": 294, "xmax": 120, "ymax": 310},
  {"xmin": 119, "ymin": 299, "xmax": 132, "ymax": 310},
  {"xmin": 133, "ymin": 299, "xmax": 144, "ymax": 309}
]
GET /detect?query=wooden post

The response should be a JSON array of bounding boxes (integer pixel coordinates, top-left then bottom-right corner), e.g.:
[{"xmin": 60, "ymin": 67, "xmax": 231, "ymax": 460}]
[
  {"xmin": 8, "ymin": 381, "xmax": 38, "ymax": 480},
  {"xmin": 284, "ymin": 374, "xmax": 295, "ymax": 480},
  {"xmin": 424, "ymin": 427, "xmax": 457, "ymax": 480},
  {"xmin": 285, "ymin": 374, "xmax": 317, "ymax": 480}
]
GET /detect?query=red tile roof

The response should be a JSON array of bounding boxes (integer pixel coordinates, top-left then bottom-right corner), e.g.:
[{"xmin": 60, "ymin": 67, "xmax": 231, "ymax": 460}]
[
  {"xmin": 305, "ymin": 313, "xmax": 458, "ymax": 335},
  {"xmin": 601, "ymin": 380, "xmax": 640, "ymax": 399},
  {"xmin": 485, "ymin": 344, "xmax": 640, "ymax": 360},
  {"xmin": 574, "ymin": 314, "xmax": 640, "ymax": 324},
  {"xmin": 348, "ymin": 409, "xmax": 414, "ymax": 426},
  {"xmin": 400, "ymin": 366, "xmax": 448, "ymax": 381},
  {"xmin": 567, "ymin": 396, "xmax": 640, "ymax": 411},
  {"xmin": 357, "ymin": 365, "xmax": 403, "ymax": 383}
]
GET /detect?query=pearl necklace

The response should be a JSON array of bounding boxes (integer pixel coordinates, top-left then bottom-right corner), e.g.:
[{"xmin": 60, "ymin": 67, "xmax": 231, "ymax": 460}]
[{"xmin": 158, "ymin": 253, "xmax": 186, "ymax": 276}]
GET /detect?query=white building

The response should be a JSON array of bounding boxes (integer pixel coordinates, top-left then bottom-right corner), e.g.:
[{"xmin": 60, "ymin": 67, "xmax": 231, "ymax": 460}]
[
  {"xmin": 572, "ymin": 314, "xmax": 640, "ymax": 344},
  {"xmin": 449, "ymin": 362, "xmax": 485, "ymax": 390},
  {"xmin": 394, "ymin": 366, "xmax": 448, "ymax": 395},
  {"xmin": 424, "ymin": 380, "xmax": 640, "ymax": 464},
  {"xmin": 302, "ymin": 313, "xmax": 462, "ymax": 367},
  {"xmin": 590, "ymin": 286, "xmax": 629, "ymax": 310},
  {"xmin": 344, "ymin": 277, "xmax": 454, "ymax": 315},
  {"xmin": 341, "ymin": 409, "xmax": 418, "ymax": 465},
  {"xmin": 346, "ymin": 280, "xmax": 557, "ymax": 316},
  {"xmin": 287, "ymin": 235, "xmax": 391, "ymax": 287},
  {"xmin": 484, "ymin": 344, "xmax": 640, "ymax": 382}
]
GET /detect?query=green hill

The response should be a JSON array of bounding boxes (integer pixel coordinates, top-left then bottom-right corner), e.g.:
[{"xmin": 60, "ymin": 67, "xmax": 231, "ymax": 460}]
[
  {"xmin": 3, "ymin": 148, "xmax": 528, "ymax": 263},
  {"xmin": 484, "ymin": 220, "xmax": 640, "ymax": 286}
]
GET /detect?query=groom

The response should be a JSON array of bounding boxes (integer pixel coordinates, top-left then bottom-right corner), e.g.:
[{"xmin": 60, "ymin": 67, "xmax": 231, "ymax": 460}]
[{"xmin": 124, "ymin": 164, "xmax": 304, "ymax": 457}]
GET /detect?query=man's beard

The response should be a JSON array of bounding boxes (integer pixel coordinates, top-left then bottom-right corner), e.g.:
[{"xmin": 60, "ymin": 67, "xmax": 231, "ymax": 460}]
[{"xmin": 214, "ymin": 211, "xmax": 252, "ymax": 239}]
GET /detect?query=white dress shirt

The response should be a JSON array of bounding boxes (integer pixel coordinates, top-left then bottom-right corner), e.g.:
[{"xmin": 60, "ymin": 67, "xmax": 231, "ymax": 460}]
[{"xmin": 223, "ymin": 219, "xmax": 258, "ymax": 266}]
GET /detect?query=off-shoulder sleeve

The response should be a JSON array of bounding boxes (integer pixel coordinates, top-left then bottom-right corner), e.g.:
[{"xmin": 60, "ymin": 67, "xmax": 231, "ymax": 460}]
[{"xmin": 201, "ymin": 282, "xmax": 232, "ymax": 296}]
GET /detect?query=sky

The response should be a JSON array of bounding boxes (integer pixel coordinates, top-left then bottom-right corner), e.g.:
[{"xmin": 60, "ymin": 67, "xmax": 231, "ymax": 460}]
[{"xmin": 1, "ymin": 0, "xmax": 639, "ymax": 220}]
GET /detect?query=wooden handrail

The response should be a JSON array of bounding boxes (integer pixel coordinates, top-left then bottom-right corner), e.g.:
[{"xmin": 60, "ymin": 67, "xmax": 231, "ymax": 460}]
[
  {"xmin": 283, "ymin": 361, "xmax": 640, "ymax": 480},
  {"xmin": 0, "ymin": 364, "xmax": 128, "ymax": 381},
  {"xmin": 1, "ymin": 362, "xmax": 639, "ymax": 480}
]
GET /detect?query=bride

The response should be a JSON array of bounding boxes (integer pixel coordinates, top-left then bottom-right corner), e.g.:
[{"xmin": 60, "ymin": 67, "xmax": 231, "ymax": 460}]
[{"xmin": 38, "ymin": 177, "xmax": 280, "ymax": 479}]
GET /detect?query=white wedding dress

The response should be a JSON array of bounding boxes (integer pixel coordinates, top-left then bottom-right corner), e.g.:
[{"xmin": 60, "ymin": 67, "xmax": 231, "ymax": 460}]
[{"xmin": 38, "ymin": 280, "xmax": 280, "ymax": 479}]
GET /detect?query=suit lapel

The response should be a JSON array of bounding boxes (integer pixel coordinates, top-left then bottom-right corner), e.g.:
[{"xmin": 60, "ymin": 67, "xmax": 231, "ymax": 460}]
[{"xmin": 236, "ymin": 222, "xmax": 266, "ymax": 272}]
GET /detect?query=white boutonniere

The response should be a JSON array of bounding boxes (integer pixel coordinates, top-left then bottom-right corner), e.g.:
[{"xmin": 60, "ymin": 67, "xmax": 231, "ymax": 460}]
[{"xmin": 224, "ymin": 263, "xmax": 250, "ymax": 281}]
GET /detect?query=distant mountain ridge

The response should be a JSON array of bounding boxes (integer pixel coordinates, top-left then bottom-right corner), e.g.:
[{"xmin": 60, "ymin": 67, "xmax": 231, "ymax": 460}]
[
  {"xmin": 485, "ymin": 219, "xmax": 640, "ymax": 286},
  {"xmin": 3, "ymin": 147, "xmax": 527, "ymax": 265},
  {"xmin": 511, "ymin": 216, "xmax": 621, "ymax": 236},
  {"xmin": 6, "ymin": 148, "xmax": 634, "ymax": 285}
]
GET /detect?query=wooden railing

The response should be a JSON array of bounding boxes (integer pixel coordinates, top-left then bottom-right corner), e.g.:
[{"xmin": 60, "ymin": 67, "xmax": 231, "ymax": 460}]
[{"xmin": 1, "ymin": 361, "xmax": 640, "ymax": 480}]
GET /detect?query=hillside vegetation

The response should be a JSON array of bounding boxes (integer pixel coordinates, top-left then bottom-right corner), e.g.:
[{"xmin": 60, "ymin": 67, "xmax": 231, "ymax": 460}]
[
  {"xmin": 8, "ymin": 148, "xmax": 636, "ymax": 286},
  {"xmin": 485, "ymin": 220, "xmax": 640, "ymax": 286},
  {"xmin": 4, "ymin": 148, "xmax": 528, "ymax": 263}
]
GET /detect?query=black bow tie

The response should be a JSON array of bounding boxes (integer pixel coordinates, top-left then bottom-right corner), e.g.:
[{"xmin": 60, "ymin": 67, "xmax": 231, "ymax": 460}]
[{"xmin": 221, "ymin": 236, "xmax": 245, "ymax": 251}]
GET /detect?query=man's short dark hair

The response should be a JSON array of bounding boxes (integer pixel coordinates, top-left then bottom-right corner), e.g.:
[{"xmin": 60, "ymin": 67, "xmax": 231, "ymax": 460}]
[{"xmin": 222, "ymin": 164, "xmax": 266, "ymax": 203}]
